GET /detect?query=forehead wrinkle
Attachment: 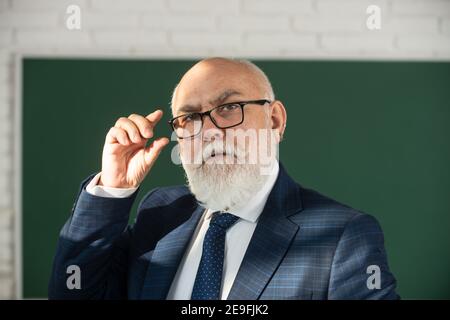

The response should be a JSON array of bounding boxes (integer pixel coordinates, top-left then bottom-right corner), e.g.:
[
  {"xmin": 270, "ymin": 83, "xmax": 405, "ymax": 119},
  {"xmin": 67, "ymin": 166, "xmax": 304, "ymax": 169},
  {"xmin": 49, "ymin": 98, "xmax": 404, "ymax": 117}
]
[
  {"xmin": 177, "ymin": 103, "xmax": 202, "ymax": 114},
  {"xmin": 209, "ymin": 89, "xmax": 242, "ymax": 106}
]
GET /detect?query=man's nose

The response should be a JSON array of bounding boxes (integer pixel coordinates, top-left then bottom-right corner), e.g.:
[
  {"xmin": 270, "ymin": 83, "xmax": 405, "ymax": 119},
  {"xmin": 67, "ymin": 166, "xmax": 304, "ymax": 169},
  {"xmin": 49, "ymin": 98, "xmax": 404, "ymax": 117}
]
[{"xmin": 202, "ymin": 116, "xmax": 224, "ymax": 141}]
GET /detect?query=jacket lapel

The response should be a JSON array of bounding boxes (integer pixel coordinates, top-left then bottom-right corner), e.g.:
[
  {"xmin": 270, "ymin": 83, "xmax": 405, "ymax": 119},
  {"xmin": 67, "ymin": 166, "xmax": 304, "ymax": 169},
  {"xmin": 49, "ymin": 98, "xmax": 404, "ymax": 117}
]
[
  {"xmin": 140, "ymin": 205, "xmax": 205, "ymax": 299},
  {"xmin": 227, "ymin": 164, "xmax": 303, "ymax": 300}
]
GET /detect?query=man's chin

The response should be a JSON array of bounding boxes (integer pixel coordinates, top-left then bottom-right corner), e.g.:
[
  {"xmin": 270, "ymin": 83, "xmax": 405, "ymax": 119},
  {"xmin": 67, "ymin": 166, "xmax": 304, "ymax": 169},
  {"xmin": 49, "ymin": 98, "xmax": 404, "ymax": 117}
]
[{"xmin": 182, "ymin": 161, "xmax": 268, "ymax": 212}]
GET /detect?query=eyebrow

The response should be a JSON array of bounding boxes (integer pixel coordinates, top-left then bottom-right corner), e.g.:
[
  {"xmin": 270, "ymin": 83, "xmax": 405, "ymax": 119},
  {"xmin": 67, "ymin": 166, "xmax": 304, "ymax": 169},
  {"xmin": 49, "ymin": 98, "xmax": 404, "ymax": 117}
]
[
  {"xmin": 176, "ymin": 89, "xmax": 242, "ymax": 114},
  {"xmin": 210, "ymin": 89, "xmax": 242, "ymax": 106}
]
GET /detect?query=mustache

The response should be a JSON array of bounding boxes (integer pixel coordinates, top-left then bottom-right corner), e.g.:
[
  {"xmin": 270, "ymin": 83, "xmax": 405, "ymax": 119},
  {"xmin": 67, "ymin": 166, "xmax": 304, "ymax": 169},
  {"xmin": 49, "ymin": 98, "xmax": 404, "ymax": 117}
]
[
  {"xmin": 180, "ymin": 141, "xmax": 248, "ymax": 167},
  {"xmin": 201, "ymin": 141, "xmax": 246, "ymax": 162}
]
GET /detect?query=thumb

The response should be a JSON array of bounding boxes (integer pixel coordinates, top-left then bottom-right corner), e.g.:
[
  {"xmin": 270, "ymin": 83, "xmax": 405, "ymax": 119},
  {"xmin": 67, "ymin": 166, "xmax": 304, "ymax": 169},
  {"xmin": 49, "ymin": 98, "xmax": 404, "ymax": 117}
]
[{"xmin": 143, "ymin": 137, "xmax": 170, "ymax": 167}]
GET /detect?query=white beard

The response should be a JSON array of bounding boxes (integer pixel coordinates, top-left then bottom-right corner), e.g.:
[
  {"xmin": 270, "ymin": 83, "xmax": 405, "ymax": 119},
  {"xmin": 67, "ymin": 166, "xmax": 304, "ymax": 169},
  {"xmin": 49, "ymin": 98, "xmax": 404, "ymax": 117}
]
[
  {"xmin": 183, "ymin": 163, "xmax": 267, "ymax": 212},
  {"xmin": 180, "ymin": 139, "xmax": 276, "ymax": 212}
]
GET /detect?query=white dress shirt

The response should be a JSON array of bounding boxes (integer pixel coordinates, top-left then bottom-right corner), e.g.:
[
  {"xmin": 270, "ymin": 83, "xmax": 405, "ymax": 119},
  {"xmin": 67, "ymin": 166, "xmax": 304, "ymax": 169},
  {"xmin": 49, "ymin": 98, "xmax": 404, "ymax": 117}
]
[
  {"xmin": 86, "ymin": 173, "xmax": 139, "ymax": 198},
  {"xmin": 85, "ymin": 161, "xmax": 280, "ymax": 300}
]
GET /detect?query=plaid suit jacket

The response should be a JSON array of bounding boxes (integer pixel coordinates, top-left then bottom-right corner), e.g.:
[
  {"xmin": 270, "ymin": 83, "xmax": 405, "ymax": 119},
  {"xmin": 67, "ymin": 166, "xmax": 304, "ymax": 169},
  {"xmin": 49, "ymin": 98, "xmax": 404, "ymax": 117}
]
[{"xmin": 48, "ymin": 163, "xmax": 399, "ymax": 299}]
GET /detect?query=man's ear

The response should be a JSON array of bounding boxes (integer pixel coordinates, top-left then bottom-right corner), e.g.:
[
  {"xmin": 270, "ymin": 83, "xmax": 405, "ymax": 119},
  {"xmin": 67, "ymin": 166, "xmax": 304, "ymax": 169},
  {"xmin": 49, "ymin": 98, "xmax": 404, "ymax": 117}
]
[{"xmin": 270, "ymin": 100, "xmax": 287, "ymax": 142}]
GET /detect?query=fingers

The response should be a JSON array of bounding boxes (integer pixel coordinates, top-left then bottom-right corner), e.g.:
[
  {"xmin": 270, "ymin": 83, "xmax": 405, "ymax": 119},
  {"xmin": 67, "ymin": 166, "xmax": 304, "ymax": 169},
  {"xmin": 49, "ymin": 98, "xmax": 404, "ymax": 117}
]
[
  {"xmin": 106, "ymin": 127, "xmax": 131, "ymax": 145},
  {"xmin": 128, "ymin": 113, "xmax": 154, "ymax": 139},
  {"xmin": 107, "ymin": 109, "xmax": 167, "ymax": 147},
  {"xmin": 145, "ymin": 109, "xmax": 164, "ymax": 124},
  {"xmin": 112, "ymin": 110, "xmax": 164, "ymax": 144},
  {"xmin": 144, "ymin": 137, "xmax": 170, "ymax": 166},
  {"xmin": 115, "ymin": 117, "xmax": 143, "ymax": 144}
]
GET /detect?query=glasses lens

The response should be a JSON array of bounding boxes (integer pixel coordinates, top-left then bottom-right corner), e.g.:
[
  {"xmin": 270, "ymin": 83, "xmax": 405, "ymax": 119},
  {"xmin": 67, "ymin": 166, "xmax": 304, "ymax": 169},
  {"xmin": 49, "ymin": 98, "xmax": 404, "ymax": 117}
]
[
  {"xmin": 173, "ymin": 113, "xmax": 202, "ymax": 138},
  {"xmin": 210, "ymin": 104, "xmax": 243, "ymax": 128}
]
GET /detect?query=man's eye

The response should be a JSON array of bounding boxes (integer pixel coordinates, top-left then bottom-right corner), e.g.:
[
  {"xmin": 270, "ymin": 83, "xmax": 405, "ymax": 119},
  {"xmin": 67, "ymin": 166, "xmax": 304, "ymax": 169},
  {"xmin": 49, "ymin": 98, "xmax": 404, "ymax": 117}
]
[
  {"xmin": 182, "ymin": 114, "xmax": 196, "ymax": 122},
  {"xmin": 219, "ymin": 104, "xmax": 239, "ymax": 112}
]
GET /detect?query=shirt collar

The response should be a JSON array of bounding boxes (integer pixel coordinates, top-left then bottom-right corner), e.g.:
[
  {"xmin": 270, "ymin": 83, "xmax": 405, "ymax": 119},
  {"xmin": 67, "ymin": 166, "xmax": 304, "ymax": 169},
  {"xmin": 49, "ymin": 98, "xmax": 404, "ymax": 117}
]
[{"xmin": 204, "ymin": 160, "xmax": 280, "ymax": 223}]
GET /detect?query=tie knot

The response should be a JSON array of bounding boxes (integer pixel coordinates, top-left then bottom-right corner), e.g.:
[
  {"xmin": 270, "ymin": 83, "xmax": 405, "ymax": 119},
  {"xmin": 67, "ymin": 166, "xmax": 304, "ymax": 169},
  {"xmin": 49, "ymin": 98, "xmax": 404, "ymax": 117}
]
[{"xmin": 210, "ymin": 212, "xmax": 239, "ymax": 231}]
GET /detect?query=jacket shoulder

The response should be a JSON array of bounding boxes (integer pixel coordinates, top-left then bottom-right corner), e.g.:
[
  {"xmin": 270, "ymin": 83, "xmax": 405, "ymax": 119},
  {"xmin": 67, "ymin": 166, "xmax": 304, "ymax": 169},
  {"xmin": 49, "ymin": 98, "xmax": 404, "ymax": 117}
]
[
  {"xmin": 291, "ymin": 184, "xmax": 371, "ymax": 230},
  {"xmin": 138, "ymin": 185, "xmax": 194, "ymax": 210}
]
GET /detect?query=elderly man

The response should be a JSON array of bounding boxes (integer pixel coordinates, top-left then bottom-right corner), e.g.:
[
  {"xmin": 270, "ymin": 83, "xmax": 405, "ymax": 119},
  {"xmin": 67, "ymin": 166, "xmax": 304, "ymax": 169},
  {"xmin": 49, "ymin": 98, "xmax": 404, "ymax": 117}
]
[{"xmin": 49, "ymin": 57, "xmax": 398, "ymax": 300}]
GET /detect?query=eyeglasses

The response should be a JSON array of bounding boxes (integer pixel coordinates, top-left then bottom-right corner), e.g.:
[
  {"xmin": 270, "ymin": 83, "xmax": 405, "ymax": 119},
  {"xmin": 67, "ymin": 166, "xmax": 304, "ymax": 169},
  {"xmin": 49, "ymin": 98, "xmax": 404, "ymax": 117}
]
[{"xmin": 168, "ymin": 99, "xmax": 271, "ymax": 139}]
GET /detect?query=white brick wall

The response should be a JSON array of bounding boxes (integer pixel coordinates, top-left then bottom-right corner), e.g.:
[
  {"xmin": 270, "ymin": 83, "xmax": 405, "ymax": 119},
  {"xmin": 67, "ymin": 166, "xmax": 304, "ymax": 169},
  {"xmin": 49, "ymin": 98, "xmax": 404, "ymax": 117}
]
[{"xmin": 0, "ymin": 0, "xmax": 449, "ymax": 299}]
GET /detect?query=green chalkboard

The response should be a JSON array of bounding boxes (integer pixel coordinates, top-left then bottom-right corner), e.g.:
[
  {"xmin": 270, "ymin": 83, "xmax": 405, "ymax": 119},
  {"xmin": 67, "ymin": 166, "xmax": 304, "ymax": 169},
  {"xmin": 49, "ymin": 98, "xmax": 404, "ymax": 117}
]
[{"xmin": 22, "ymin": 58, "xmax": 450, "ymax": 299}]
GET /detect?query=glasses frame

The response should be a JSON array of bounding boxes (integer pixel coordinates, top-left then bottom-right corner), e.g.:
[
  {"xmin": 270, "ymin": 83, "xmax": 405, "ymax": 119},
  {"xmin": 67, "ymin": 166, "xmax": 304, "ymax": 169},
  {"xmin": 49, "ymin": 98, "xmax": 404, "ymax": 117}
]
[{"xmin": 168, "ymin": 99, "xmax": 271, "ymax": 139}]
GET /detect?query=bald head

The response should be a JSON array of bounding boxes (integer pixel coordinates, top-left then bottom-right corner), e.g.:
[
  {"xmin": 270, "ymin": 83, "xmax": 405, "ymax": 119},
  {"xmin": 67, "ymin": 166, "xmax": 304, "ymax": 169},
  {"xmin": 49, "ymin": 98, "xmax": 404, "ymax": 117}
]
[{"xmin": 171, "ymin": 57, "xmax": 275, "ymax": 113}]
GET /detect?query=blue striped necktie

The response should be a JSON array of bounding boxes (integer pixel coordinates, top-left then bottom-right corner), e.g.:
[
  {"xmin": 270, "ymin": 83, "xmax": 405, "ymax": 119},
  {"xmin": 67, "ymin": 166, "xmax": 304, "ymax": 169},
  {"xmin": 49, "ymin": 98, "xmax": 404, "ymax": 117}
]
[{"xmin": 191, "ymin": 212, "xmax": 240, "ymax": 300}]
